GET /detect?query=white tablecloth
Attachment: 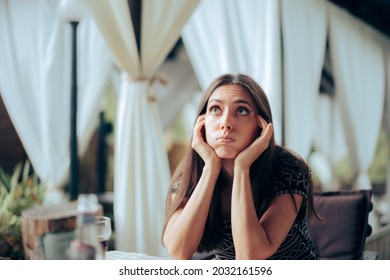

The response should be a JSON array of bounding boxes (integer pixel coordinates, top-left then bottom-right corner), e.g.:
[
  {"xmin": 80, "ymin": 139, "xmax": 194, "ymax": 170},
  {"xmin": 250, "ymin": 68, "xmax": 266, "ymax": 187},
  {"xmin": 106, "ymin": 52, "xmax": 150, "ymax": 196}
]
[{"xmin": 105, "ymin": 250, "xmax": 169, "ymax": 260}]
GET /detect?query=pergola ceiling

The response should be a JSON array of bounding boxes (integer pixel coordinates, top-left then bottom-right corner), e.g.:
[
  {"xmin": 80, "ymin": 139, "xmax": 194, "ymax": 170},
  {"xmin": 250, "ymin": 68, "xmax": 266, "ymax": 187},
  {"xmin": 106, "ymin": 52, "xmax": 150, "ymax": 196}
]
[
  {"xmin": 126, "ymin": 0, "xmax": 389, "ymax": 96},
  {"xmin": 329, "ymin": 0, "xmax": 390, "ymax": 38},
  {"xmin": 320, "ymin": 1, "xmax": 390, "ymax": 95}
]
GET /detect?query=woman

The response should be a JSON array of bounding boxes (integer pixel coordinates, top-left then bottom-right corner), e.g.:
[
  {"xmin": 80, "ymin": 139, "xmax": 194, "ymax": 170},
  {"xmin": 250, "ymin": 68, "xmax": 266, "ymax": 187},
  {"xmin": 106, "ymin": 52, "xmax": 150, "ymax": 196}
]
[{"xmin": 162, "ymin": 73, "xmax": 320, "ymax": 260}]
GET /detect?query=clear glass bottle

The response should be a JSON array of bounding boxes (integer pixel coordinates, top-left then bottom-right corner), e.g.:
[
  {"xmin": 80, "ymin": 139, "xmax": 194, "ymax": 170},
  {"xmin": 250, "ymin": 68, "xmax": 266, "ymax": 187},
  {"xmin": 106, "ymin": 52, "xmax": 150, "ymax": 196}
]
[{"xmin": 68, "ymin": 194, "xmax": 103, "ymax": 260}]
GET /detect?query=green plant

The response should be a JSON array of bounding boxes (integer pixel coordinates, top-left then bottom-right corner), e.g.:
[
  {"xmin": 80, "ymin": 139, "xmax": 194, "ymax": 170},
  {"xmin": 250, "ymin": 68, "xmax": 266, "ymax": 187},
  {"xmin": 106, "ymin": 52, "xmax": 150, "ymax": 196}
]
[{"xmin": 0, "ymin": 161, "xmax": 46, "ymax": 259}]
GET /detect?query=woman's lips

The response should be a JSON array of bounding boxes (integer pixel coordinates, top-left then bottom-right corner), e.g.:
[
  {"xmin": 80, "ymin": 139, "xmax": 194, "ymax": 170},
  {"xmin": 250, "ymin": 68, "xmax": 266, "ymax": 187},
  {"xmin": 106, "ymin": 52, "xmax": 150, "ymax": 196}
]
[{"xmin": 217, "ymin": 136, "xmax": 234, "ymax": 143}]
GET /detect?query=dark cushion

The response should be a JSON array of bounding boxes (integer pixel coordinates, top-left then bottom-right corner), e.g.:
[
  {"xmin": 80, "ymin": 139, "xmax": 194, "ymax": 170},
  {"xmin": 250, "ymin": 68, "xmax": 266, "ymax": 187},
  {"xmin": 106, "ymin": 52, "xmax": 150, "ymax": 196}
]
[{"xmin": 308, "ymin": 190, "xmax": 372, "ymax": 260}]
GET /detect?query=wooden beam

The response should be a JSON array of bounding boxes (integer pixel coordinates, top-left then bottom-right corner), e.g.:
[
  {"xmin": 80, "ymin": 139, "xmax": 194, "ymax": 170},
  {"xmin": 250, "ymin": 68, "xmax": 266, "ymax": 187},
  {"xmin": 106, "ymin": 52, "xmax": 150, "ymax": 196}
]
[{"xmin": 128, "ymin": 0, "xmax": 141, "ymax": 54}]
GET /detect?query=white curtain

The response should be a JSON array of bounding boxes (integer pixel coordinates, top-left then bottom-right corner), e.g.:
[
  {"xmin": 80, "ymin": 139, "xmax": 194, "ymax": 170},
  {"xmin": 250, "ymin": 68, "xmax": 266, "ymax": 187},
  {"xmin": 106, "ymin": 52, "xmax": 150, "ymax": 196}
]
[
  {"xmin": 329, "ymin": 5, "xmax": 385, "ymax": 189},
  {"xmin": 384, "ymin": 38, "xmax": 390, "ymax": 214},
  {"xmin": 0, "ymin": 0, "xmax": 112, "ymax": 199},
  {"xmin": 83, "ymin": 0, "xmax": 199, "ymax": 256},
  {"xmin": 313, "ymin": 94, "xmax": 348, "ymax": 188},
  {"xmin": 281, "ymin": 0, "xmax": 328, "ymax": 159},
  {"xmin": 155, "ymin": 60, "xmax": 200, "ymax": 130},
  {"xmin": 111, "ymin": 60, "xmax": 201, "ymax": 132},
  {"xmin": 182, "ymin": 0, "xmax": 283, "ymax": 143}
]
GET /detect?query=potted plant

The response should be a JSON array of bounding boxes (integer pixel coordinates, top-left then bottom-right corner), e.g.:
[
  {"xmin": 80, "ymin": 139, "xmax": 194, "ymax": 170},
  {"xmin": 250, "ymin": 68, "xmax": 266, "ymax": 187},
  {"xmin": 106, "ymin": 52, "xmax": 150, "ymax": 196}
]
[{"xmin": 0, "ymin": 161, "xmax": 45, "ymax": 259}]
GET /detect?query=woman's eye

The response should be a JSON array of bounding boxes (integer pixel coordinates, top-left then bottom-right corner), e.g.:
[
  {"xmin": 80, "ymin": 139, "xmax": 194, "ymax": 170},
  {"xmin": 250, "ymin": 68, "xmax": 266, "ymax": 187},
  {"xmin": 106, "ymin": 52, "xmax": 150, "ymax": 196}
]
[
  {"xmin": 209, "ymin": 106, "xmax": 221, "ymax": 114},
  {"xmin": 237, "ymin": 107, "xmax": 249, "ymax": 115}
]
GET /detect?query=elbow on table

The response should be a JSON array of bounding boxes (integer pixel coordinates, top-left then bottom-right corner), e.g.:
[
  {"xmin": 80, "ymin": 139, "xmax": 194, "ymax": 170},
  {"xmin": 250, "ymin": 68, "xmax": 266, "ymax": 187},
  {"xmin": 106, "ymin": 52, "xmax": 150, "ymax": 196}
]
[
  {"xmin": 166, "ymin": 245, "xmax": 193, "ymax": 260},
  {"xmin": 235, "ymin": 244, "xmax": 278, "ymax": 260},
  {"xmin": 163, "ymin": 238, "xmax": 193, "ymax": 260}
]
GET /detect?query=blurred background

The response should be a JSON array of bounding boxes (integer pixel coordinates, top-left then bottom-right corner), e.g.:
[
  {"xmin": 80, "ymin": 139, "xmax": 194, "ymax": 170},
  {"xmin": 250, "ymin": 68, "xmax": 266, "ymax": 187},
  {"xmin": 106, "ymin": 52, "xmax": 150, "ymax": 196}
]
[{"xmin": 0, "ymin": 0, "xmax": 389, "ymax": 258}]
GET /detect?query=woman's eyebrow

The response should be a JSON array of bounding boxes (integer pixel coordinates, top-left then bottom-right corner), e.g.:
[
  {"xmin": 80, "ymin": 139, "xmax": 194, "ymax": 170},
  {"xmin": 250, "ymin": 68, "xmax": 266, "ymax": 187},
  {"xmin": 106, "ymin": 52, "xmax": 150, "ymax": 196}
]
[
  {"xmin": 233, "ymin": 99, "xmax": 253, "ymax": 108},
  {"xmin": 208, "ymin": 98, "xmax": 252, "ymax": 106},
  {"xmin": 208, "ymin": 98, "xmax": 221, "ymax": 104}
]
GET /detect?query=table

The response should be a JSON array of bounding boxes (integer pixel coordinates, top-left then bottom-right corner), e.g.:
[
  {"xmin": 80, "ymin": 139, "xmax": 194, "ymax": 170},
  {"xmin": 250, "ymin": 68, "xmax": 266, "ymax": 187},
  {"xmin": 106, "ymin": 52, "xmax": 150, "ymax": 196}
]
[{"xmin": 105, "ymin": 250, "xmax": 169, "ymax": 260}]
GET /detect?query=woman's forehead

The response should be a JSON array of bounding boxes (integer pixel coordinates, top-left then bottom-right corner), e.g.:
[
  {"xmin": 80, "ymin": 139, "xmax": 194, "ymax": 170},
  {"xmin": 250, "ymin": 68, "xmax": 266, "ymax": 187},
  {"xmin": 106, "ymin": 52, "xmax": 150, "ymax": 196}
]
[{"xmin": 209, "ymin": 84, "xmax": 256, "ymax": 105}]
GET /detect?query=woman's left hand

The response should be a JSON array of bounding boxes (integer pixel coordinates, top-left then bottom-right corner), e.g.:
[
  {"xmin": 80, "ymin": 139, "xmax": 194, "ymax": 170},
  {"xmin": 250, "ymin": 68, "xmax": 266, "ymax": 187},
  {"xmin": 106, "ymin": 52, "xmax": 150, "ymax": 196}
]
[{"xmin": 234, "ymin": 116, "xmax": 273, "ymax": 170}]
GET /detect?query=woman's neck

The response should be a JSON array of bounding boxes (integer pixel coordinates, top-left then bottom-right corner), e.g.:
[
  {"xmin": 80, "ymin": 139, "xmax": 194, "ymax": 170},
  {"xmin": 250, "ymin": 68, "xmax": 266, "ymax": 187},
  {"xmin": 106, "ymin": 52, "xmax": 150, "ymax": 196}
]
[{"xmin": 221, "ymin": 159, "xmax": 234, "ymax": 182}]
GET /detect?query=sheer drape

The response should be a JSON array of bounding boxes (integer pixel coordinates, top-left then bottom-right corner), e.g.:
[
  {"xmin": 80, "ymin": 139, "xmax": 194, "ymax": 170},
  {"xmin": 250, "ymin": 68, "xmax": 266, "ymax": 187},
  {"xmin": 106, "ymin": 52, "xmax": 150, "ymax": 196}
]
[
  {"xmin": 385, "ymin": 40, "xmax": 390, "ymax": 209},
  {"xmin": 329, "ymin": 5, "xmax": 385, "ymax": 189},
  {"xmin": 155, "ymin": 61, "xmax": 200, "ymax": 130},
  {"xmin": 83, "ymin": 0, "xmax": 199, "ymax": 256},
  {"xmin": 281, "ymin": 0, "xmax": 327, "ymax": 159},
  {"xmin": 182, "ymin": 0, "xmax": 283, "ymax": 143},
  {"xmin": 0, "ymin": 0, "xmax": 112, "ymax": 199},
  {"xmin": 313, "ymin": 94, "xmax": 348, "ymax": 188}
]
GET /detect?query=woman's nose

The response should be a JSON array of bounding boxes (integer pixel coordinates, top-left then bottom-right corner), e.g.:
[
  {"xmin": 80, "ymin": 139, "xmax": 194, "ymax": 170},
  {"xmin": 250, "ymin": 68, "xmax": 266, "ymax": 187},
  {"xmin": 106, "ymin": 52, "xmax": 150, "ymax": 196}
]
[{"xmin": 220, "ymin": 113, "xmax": 232, "ymax": 131}]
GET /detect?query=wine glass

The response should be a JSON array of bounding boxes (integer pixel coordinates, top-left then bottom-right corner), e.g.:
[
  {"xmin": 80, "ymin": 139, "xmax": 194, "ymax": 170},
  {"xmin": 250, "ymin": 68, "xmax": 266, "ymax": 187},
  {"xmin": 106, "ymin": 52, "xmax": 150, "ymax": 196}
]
[{"xmin": 95, "ymin": 216, "xmax": 112, "ymax": 256}]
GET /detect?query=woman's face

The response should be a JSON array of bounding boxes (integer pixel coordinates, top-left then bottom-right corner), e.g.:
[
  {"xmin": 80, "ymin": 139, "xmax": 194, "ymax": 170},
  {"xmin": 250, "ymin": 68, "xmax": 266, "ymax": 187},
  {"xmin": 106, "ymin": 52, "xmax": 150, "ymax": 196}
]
[{"xmin": 204, "ymin": 84, "xmax": 260, "ymax": 159}]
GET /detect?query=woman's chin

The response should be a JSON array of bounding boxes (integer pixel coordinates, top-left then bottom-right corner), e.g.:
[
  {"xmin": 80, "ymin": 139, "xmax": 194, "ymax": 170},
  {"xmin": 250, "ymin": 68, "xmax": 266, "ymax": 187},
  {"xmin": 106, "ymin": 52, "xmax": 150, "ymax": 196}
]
[{"xmin": 215, "ymin": 148, "xmax": 238, "ymax": 159}]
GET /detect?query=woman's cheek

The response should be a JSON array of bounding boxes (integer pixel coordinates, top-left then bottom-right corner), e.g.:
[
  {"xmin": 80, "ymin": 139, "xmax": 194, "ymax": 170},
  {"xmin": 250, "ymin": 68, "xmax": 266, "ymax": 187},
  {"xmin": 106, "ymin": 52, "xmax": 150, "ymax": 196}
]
[{"xmin": 204, "ymin": 120, "xmax": 215, "ymax": 146}]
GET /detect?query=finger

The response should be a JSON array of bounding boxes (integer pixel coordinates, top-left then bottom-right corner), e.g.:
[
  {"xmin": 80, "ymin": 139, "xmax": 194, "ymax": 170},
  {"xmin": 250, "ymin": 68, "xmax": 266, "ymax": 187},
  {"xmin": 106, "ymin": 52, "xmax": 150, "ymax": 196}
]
[
  {"xmin": 263, "ymin": 123, "xmax": 274, "ymax": 140},
  {"xmin": 257, "ymin": 116, "xmax": 268, "ymax": 135},
  {"xmin": 194, "ymin": 115, "xmax": 204, "ymax": 129},
  {"xmin": 196, "ymin": 114, "xmax": 205, "ymax": 124},
  {"xmin": 193, "ymin": 115, "xmax": 206, "ymax": 141}
]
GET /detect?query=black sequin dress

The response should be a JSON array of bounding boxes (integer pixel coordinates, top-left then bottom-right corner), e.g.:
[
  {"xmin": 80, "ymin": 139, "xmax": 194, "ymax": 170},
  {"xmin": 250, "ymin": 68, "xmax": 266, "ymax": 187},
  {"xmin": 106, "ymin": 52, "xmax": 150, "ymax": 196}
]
[{"xmin": 213, "ymin": 147, "xmax": 320, "ymax": 260}]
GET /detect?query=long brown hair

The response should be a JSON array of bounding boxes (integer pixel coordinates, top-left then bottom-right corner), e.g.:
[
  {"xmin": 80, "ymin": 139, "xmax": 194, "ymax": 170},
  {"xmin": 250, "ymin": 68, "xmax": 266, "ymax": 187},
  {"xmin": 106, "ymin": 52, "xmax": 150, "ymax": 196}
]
[{"xmin": 162, "ymin": 73, "xmax": 318, "ymax": 252}]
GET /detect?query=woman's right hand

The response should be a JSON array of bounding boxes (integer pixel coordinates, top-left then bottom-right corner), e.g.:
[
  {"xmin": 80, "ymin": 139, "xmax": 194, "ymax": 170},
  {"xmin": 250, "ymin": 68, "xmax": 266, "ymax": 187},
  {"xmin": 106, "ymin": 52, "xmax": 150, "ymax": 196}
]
[
  {"xmin": 191, "ymin": 115, "xmax": 221, "ymax": 169},
  {"xmin": 164, "ymin": 115, "xmax": 221, "ymax": 259}
]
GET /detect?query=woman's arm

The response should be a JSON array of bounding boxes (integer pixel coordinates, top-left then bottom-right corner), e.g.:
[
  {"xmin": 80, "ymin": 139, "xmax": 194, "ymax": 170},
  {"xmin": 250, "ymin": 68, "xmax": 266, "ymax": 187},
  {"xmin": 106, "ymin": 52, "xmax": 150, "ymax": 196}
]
[
  {"xmin": 231, "ymin": 166, "xmax": 303, "ymax": 259},
  {"xmin": 231, "ymin": 117, "xmax": 302, "ymax": 259},
  {"xmin": 163, "ymin": 163, "xmax": 219, "ymax": 259},
  {"xmin": 163, "ymin": 115, "xmax": 221, "ymax": 259}
]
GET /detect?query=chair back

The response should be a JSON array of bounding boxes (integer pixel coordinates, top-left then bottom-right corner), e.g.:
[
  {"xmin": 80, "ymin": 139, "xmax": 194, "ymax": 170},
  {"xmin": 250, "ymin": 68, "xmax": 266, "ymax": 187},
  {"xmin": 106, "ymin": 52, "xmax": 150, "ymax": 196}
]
[{"xmin": 308, "ymin": 190, "xmax": 373, "ymax": 259}]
